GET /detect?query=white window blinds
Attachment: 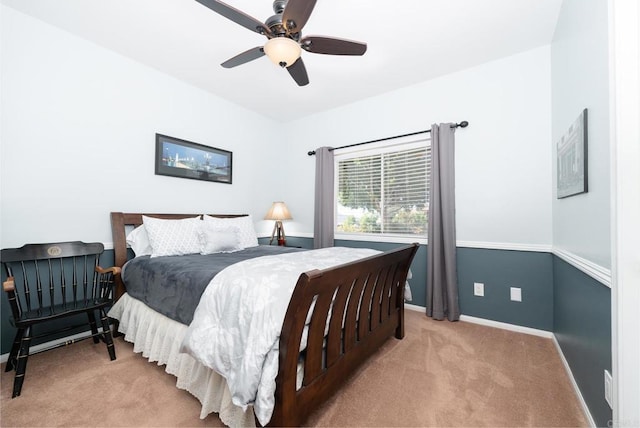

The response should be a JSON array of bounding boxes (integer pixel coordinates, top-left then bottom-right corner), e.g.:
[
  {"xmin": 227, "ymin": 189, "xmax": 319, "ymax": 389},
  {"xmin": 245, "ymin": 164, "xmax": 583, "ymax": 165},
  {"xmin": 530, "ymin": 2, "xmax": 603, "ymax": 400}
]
[{"xmin": 335, "ymin": 138, "xmax": 430, "ymax": 237}]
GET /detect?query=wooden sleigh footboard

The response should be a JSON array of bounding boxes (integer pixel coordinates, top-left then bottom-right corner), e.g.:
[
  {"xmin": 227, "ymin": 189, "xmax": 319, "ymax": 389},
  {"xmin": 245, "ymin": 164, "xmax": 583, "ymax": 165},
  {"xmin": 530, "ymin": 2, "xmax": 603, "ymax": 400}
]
[{"xmin": 270, "ymin": 243, "xmax": 418, "ymax": 427}]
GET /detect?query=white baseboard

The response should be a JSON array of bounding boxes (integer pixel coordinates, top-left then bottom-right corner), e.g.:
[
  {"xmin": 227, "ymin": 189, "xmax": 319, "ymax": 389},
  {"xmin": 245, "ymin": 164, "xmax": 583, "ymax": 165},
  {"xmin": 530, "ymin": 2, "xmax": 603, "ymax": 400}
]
[
  {"xmin": 405, "ymin": 303, "xmax": 424, "ymax": 313},
  {"xmin": 458, "ymin": 314, "xmax": 554, "ymax": 338},
  {"xmin": 0, "ymin": 330, "xmax": 93, "ymax": 364}
]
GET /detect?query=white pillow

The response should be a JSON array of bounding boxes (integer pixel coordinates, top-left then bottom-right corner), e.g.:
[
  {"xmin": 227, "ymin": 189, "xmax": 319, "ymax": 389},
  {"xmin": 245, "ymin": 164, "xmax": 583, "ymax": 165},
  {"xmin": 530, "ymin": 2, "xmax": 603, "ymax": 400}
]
[
  {"xmin": 142, "ymin": 215, "xmax": 201, "ymax": 258},
  {"xmin": 125, "ymin": 225, "xmax": 153, "ymax": 257},
  {"xmin": 198, "ymin": 223, "xmax": 243, "ymax": 254},
  {"xmin": 202, "ymin": 215, "xmax": 258, "ymax": 249}
]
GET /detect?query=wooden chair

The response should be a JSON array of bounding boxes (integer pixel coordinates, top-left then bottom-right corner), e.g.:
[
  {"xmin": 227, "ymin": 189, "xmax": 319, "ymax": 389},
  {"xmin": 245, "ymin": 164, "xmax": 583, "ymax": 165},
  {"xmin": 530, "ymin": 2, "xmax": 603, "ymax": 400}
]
[{"xmin": 1, "ymin": 241, "xmax": 120, "ymax": 397}]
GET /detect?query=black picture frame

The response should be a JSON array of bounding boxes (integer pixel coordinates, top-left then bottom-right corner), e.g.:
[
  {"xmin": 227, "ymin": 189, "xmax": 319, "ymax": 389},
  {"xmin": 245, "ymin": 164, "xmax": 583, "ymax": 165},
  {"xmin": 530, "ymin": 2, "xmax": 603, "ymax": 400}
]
[
  {"xmin": 557, "ymin": 108, "xmax": 588, "ymax": 199},
  {"xmin": 155, "ymin": 134, "xmax": 232, "ymax": 184}
]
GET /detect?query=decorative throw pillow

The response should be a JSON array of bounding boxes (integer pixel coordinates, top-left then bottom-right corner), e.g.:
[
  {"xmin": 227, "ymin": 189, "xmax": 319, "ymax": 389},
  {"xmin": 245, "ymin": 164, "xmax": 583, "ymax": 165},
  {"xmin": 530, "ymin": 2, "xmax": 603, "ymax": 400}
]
[
  {"xmin": 125, "ymin": 224, "xmax": 153, "ymax": 257},
  {"xmin": 202, "ymin": 215, "xmax": 259, "ymax": 249},
  {"xmin": 142, "ymin": 215, "xmax": 201, "ymax": 258},
  {"xmin": 198, "ymin": 223, "xmax": 243, "ymax": 254}
]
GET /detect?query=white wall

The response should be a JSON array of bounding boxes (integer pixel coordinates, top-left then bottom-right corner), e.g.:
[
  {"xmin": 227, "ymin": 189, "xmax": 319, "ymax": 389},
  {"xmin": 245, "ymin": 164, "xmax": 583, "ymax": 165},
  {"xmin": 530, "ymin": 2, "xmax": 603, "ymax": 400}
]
[
  {"xmin": 1, "ymin": 6, "xmax": 556, "ymax": 251},
  {"xmin": 551, "ymin": 0, "xmax": 611, "ymax": 269},
  {"xmin": 0, "ymin": 6, "xmax": 282, "ymax": 248},
  {"xmin": 280, "ymin": 46, "xmax": 553, "ymax": 248}
]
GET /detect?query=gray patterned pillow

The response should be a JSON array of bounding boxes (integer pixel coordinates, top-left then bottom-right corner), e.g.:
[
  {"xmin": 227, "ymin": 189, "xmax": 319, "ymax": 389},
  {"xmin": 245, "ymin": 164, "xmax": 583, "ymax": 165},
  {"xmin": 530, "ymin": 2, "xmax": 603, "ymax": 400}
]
[
  {"xmin": 142, "ymin": 215, "xmax": 201, "ymax": 258},
  {"xmin": 198, "ymin": 223, "xmax": 243, "ymax": 254},
  {"xmin": 202, "ymin": 215, "xmax": 259, "ymax": 249}
]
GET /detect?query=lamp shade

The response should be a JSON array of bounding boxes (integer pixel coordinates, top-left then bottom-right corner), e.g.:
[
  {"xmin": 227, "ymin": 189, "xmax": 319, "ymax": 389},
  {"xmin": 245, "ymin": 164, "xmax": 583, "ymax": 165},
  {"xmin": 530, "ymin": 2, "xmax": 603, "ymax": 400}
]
[
  {"xmin": 263, "ymin": 37, "xmax": 301, "ymax": 68},
  {"xmin": 264, "ymin": 202, "xmax": 292, "ymax": 221}
]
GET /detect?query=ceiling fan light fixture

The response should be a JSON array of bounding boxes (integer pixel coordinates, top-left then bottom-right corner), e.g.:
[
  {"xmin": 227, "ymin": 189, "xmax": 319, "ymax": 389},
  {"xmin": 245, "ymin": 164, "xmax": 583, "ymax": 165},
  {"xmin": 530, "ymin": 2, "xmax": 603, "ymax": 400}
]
[{"xmin": 264, "ymin": 37, "xmax": 301, "ymax": 68}]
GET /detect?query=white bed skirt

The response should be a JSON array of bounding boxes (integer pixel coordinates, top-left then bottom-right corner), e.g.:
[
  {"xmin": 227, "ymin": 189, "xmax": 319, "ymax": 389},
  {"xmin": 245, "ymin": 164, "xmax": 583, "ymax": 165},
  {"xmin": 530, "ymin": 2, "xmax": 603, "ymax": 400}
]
[{"xmin": 108, "ymin": 293, "xmax": 257, "ymax": 428}]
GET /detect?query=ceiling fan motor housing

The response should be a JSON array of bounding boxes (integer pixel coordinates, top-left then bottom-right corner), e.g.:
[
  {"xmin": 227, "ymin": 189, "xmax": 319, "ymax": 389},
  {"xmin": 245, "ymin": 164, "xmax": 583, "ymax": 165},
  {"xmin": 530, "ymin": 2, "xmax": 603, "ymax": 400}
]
[
  {"xmin": 266, "ymin": 2, "xmax": 300, "ymax": 40},
  {"xmin": 265, "ymin": 18, "xmax": 301, "ymax": 41},
  {"xmin": 265, "ymin": 14, "xmax": 285, "ymax": 36}
]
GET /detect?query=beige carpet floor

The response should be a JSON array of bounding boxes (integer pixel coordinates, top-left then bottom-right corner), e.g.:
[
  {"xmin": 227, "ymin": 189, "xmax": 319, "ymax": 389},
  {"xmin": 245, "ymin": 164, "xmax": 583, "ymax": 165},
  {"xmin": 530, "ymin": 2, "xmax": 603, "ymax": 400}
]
[{"xmin": 1, "ymin": 310, "xmax": 589, "ymax": 427}]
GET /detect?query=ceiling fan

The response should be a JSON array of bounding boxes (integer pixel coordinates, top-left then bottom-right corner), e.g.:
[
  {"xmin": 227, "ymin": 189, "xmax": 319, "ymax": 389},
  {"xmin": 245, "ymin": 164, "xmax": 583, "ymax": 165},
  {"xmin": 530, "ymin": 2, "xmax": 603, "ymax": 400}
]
[{"xmin": 195, "ymin": 0, "xmax": 367, "ymax": 86}]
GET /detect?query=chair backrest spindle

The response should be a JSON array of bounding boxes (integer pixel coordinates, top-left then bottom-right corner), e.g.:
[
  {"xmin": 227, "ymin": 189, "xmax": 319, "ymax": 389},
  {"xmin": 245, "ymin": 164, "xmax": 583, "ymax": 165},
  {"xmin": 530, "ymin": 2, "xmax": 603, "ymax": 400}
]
[
  {"xmin": 72, "ymin": 256, "xmax": 78, "ymax": 307},
  {"xmin": 38, "ymin": 259, "xmax": 46, "ymax": 313},
  {"xmin": 91, "ymin": 256, "xmax": 100, "ymax": 301},
  {"xmin": 17, "ymin": 262, "xmax": 30, "ymax": 314},
  {"xmin": 83, "ymin": 255, "xmax": 90, "ymax": 302},
  {"xmin": 48, "ymin": 260, "xmax": 55, "ymax": 311}
]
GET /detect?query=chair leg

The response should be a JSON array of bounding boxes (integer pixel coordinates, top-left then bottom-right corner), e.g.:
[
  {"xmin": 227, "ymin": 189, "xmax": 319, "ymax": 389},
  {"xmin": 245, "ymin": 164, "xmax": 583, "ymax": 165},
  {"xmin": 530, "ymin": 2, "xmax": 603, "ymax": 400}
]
[
  {"xmin": 87, "ymin": 311, "xmax": 100, "ymax": 344},
  {"xmin": 5, "ymin": 329, "xmax": 25, "ymax": 372},
  {"xmin": 100, "ymin": 309, "xmax": 116, "ymax": 361},
  {"xmin": 12, "ymin": 326, "xmax": 32, "ymax": 398}
]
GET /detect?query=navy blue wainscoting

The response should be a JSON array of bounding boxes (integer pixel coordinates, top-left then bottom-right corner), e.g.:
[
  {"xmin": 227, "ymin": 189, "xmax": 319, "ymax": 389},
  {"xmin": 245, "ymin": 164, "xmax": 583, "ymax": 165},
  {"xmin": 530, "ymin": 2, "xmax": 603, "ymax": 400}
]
[
  {"xmin": 258, "ymin": 237, "xmax": 314, "ymax": 249},
  {"xmin": 457, "ymin": 248, "xmax": 554, "ymax": 331},
  {"xmin": 553, "ymin": 256, "xmax": 612, "ymax": 428}
]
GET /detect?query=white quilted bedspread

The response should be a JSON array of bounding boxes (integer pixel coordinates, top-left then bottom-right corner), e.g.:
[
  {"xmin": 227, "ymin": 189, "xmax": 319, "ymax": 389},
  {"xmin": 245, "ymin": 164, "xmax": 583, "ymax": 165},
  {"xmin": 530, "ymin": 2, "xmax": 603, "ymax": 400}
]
[{"xmin": 180, "ymin": 246, "xmax": 379, "ymax": 426}]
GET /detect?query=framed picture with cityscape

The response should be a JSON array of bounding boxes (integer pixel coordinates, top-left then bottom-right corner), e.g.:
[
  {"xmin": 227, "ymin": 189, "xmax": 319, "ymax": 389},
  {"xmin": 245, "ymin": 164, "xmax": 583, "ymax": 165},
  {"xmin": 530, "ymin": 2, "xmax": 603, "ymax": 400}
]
[
  {"xmin": 155, "ymin": 134, "xmax": 232, "ymax": 184},
  {"xmin": 556, "ymin": 108, "xmax": 588, "ymax": 199}
]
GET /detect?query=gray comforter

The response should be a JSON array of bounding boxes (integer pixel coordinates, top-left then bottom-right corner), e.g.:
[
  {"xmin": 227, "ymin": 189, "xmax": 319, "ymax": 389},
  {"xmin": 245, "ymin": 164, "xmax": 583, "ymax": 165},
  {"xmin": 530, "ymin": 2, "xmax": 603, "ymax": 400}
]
[{"xmin": 122, "ymin": 245, "xmax": 304, "ymax": 325}]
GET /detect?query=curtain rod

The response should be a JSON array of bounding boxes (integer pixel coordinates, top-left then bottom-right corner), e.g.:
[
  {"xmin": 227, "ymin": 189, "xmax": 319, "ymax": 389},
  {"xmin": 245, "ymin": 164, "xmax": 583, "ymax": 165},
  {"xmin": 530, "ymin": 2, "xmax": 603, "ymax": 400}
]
[{"xmin": 307, "ymin": 121, "xmax": 469, "ymax": 156}]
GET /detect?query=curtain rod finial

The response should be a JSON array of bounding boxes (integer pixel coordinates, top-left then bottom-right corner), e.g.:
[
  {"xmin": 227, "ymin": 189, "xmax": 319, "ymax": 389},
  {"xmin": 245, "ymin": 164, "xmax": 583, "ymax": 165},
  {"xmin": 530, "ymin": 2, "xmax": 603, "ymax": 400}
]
[
  {"xmin": 308, "ymin": 150, "xmax": 316, "ymax": 156},
  {"xmin": 458, "ymin": 121, "xmax": 469, "ymax": 128}
]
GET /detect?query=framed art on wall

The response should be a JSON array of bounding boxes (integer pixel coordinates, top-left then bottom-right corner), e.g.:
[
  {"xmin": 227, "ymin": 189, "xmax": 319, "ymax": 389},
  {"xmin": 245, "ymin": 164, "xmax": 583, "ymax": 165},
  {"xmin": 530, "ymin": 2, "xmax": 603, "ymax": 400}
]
[
  {"xmin": 557, "ymin": 108, "xmax": 588, "ymax": 199},
  {"xmin": 155, "ymin": 134, "xmax": 232, "ymax": 184}
]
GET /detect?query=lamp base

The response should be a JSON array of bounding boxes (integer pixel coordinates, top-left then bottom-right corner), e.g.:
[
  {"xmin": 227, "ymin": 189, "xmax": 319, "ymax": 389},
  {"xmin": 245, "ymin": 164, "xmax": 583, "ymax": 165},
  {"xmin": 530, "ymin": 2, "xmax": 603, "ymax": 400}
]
[{"xmin": 269, "ymin": 220, "xmax": 287, "ymax": 246}]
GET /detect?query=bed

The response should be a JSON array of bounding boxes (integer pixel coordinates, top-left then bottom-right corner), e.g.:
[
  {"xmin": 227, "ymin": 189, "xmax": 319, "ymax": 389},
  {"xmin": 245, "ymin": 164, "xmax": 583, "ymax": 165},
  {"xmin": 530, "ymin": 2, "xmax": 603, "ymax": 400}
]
[{"xmin": 108, "ymin": 212, "xmax": 418, "ymax": 427}]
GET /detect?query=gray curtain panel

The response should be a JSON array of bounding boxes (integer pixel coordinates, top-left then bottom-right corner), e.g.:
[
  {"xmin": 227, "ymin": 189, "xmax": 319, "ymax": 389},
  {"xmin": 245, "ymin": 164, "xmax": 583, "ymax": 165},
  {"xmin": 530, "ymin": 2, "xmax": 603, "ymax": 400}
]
[
  {"xmin": 314, "ymin": 147, "xmax": 335, "ymax": 248},
  {"xmin": 426, "ymin": 123, "xmax": 460, "ymax": 321}
]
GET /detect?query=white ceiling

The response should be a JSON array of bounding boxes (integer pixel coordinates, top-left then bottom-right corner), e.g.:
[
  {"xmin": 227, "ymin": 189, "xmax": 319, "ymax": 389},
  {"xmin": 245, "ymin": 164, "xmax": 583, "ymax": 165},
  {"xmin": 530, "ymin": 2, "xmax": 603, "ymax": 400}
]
[{"xmin": 2, "ymin": 0, "xmax": 563, "ymax": 122}]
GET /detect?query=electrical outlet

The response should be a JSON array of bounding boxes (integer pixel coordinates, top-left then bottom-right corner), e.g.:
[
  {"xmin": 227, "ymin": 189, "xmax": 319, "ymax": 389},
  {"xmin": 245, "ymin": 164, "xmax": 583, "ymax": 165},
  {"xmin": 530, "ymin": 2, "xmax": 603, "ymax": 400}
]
[
  {"xmin": 473, "ymin": 282, "xmax": 484, "ymax": 297},
  {"xmin": 604, "ymin": 370, "xmax": 613, "ymax": 408},
  {"xmin": 510, "ymin": 287, "xmax": 522, "ymax": 302}
]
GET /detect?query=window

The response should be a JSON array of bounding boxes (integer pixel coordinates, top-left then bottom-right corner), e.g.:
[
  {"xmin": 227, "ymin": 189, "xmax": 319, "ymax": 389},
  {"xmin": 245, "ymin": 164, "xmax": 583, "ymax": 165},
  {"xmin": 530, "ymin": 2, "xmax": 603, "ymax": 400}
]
[{"xmin": 335, "ymin": 136, "xmax": 430, "ymax": 238}]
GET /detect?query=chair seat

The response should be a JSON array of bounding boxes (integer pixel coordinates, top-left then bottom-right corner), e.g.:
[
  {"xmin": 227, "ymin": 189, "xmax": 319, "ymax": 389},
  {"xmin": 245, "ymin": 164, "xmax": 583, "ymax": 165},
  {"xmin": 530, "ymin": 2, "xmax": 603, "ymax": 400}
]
[{"xmin": 13, "ymin": 297, "xmax": 113, "ymax": 326}]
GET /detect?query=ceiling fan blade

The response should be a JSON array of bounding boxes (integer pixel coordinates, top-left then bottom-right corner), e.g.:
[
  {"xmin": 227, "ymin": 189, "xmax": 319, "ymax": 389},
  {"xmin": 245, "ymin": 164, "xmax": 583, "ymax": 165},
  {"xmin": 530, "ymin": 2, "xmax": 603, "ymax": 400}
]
[
  {"xmin": 287, "ymin": 58, "xmax": 309, "ymax": 86},
  {"xmin": 221, "ymin": 46, "xmax": 265, "ymax": 68},
  {"xmin": 301, "ymin": 36, "xmax": 367, "ymax": 55},
  {"xmin": 195, "ymin": 0, "xmax": 272, "ymax": 37},
  {"xmin": 282, "ymin": 0, "xmax": 316, "ymax": 34}
]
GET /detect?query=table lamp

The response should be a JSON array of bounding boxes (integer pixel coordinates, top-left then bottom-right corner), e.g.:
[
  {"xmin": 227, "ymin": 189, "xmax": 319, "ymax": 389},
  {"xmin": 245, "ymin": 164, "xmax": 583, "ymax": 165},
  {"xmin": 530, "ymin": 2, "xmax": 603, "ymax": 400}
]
[{"xmin": 264, "ymin": 201, "xmax": 292, "ymax": 246}]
